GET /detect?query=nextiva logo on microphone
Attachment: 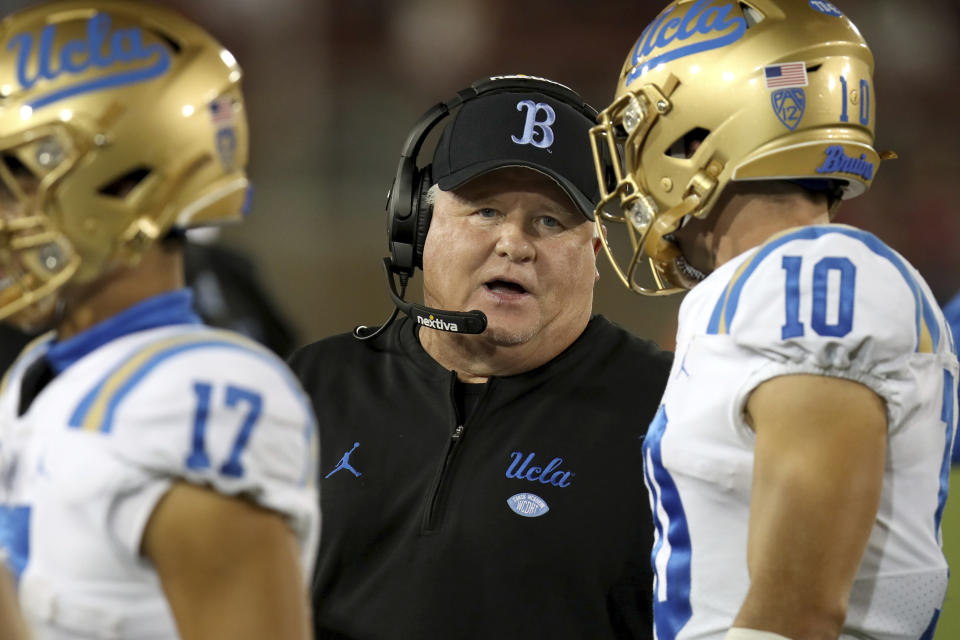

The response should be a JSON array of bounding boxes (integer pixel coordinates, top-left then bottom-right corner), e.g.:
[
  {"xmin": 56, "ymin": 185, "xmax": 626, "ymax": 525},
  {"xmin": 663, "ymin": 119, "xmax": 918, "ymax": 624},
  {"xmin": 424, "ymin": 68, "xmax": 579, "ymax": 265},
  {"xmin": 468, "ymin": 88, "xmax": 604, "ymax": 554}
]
[{"xmin": 416, "ymin": 313, "xmax": 459, "ymax": 332}]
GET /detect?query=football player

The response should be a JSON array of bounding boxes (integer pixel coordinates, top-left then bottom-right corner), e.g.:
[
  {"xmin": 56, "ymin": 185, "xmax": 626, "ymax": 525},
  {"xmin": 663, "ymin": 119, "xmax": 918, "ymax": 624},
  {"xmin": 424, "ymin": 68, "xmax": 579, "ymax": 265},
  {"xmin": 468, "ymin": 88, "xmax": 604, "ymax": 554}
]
[
  {"xmin": 589, "ymin": 1, "xmax": 957, "ymax": 639},
  {"xmin": 0, "ymin": 2, "xmax": 318, "ymax": 639}
]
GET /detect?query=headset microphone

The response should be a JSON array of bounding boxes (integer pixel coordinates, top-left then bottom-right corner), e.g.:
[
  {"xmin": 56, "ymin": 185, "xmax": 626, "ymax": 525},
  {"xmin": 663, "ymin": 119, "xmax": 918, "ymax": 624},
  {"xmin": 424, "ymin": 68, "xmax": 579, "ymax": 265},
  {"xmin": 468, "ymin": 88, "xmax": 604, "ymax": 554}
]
[{"xmin": 353, "ymin": 258, "xmax": 487, "ymax": 340}]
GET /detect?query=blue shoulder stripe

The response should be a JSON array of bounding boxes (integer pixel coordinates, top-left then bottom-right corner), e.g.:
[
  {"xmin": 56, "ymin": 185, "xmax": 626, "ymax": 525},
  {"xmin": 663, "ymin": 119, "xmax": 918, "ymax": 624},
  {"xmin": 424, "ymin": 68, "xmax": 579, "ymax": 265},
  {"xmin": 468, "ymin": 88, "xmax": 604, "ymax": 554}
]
[
  {"xmin": 69, "ymin": 333, "xmax": 313, "ymax": 434},
  {"xmin": 0, "ymin": 333, "xmax": 54, "ymax": 397},
  {"xmin": 706, "ymin": 226, "xmax": 940, "ymax": 353}
]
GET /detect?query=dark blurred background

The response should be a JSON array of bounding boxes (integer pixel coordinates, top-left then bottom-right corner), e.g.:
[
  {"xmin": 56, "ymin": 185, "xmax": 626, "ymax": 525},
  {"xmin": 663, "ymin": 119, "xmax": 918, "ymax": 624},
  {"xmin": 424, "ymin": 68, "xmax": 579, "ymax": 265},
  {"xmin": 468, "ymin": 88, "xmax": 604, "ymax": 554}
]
[{"xmin": 2, "ymin": 0, "xmax": 957, "ymax": 352}]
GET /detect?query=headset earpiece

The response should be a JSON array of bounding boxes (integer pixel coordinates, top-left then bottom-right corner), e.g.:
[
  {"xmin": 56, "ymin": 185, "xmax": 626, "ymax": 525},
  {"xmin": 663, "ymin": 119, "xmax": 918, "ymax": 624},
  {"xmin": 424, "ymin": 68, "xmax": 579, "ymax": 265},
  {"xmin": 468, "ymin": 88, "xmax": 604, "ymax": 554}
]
[
  {"xmin": 386, "ymin": 154, "xmax": 418, "ymax": 275},
  {"xmin": 413, "ymin": 164, "xmax": 433, "ymax": 270}
]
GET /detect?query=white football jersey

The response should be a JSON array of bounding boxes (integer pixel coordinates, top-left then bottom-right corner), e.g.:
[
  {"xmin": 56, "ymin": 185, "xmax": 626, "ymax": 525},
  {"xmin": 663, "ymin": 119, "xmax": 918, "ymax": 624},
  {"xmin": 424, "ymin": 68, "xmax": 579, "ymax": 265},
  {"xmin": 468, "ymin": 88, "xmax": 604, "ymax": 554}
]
[
  {"xmin": 647, "ymin": 224, "xmax": 957, "ymax": 640},
  {"xmin": 0, "ymin": 324, "xmax": 319, "ymax": 639}
]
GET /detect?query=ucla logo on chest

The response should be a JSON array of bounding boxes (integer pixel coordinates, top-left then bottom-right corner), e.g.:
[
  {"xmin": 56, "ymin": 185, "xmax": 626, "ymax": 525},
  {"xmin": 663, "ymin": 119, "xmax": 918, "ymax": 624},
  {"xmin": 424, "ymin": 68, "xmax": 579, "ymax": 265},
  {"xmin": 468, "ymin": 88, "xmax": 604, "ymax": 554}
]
[
  {"xmin": 628, "ymin": 0, "xmax": 746, "ymax": 83},
  {"xmin": 7, "ymin": 13, "xmax": 171, "ymax": 110},
  {"xmin": 505, "ymin": 451, "xmax": 573, "ymax": 487}
]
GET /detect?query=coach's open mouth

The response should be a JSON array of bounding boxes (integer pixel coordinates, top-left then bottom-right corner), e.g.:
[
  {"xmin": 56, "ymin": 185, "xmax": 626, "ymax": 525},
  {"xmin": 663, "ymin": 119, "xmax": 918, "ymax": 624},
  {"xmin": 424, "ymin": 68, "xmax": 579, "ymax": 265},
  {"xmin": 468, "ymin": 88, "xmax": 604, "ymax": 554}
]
[{"xmin": 485, "ymin": 279, "xmax": 528, "ymax": 295}]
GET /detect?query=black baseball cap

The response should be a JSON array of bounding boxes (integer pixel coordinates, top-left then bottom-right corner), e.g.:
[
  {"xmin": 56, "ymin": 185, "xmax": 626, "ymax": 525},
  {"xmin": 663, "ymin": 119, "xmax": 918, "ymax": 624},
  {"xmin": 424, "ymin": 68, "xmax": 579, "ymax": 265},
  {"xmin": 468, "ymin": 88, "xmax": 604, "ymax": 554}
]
[{"xmin": 431, "ymin": 90, "xmax": 601, "ymax": 220}]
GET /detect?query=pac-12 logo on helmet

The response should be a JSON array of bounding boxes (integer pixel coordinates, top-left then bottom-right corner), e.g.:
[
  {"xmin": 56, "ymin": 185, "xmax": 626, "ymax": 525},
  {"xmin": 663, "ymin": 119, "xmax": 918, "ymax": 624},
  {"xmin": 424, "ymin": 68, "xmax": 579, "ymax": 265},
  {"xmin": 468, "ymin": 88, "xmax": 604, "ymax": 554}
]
[
  {"xmin": 588, "ymin": 0, "xmax": 886, "ymax": 296},
  {"xmin": 0, "ymin": 1, "xmax": 250, "ymax": 328}
]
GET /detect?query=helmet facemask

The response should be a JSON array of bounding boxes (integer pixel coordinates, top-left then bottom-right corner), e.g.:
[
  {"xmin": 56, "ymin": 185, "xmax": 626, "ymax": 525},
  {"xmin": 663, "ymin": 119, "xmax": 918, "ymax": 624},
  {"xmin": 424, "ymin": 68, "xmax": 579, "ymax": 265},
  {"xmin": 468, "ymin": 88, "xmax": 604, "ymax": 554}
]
[
  {"xmin": 0, "ymin": 127, "xmax": 83, "ymax": 328},
  {"xmin": 590, "ymin": 76, "xmax": 719, "ymax": 295}
]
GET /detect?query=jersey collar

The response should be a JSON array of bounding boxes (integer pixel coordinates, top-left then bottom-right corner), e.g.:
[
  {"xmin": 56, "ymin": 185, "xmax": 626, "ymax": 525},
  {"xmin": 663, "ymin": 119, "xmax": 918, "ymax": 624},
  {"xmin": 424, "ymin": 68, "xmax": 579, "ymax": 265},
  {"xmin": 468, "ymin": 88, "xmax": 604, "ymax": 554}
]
[{"xmin": 46, "ymin": 289, "xmax": 203, "ymax": 374}]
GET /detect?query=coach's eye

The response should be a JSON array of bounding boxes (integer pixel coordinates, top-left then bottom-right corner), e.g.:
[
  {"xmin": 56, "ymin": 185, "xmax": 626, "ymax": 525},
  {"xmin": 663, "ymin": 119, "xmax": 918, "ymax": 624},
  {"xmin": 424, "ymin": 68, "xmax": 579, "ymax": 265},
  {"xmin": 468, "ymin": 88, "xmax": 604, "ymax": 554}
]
[{"xmin": 538, "ymin": 216, "xmax": 562, "ymax": 230}]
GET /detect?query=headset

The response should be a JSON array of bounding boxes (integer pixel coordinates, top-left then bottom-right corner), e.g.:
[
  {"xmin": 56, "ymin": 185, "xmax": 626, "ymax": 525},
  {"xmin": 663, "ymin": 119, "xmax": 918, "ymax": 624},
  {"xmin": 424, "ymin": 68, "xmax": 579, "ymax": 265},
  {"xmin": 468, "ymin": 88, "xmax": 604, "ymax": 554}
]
[{"xmin": 354, "ymin": 76, "xmax": 600, "ymax": 340}]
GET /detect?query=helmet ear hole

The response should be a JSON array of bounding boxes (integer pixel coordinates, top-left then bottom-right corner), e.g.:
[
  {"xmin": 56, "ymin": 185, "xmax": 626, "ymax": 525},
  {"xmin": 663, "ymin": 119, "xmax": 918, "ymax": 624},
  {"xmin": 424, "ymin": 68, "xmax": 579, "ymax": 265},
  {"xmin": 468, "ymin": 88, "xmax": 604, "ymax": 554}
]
[
  {"xmin": 667, "ymin": 128, "xmax": 711, "ymax": 160},
  {"xmin": 98, "ymin": 167, "xmax": 153, "ymax": 198}
]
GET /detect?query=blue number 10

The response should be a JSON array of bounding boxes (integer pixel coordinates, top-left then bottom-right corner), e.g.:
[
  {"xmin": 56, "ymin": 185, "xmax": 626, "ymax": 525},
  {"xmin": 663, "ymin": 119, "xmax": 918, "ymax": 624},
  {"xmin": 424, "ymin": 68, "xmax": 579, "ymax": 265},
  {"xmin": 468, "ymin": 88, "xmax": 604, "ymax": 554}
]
[
  {"xmin": 839, "ymin": 76, "xmax": 849, "ymax": 122},
  {"xmin": 781, "ymin": 255, "xmax": 857, "ymax": 339},
  {"xmin": 839, "ymin": 76, "xmax": 870, "ymax": 126},
  {"xmin": 187, "ymin": 381, "xmax": 263, "ymax": 478}
]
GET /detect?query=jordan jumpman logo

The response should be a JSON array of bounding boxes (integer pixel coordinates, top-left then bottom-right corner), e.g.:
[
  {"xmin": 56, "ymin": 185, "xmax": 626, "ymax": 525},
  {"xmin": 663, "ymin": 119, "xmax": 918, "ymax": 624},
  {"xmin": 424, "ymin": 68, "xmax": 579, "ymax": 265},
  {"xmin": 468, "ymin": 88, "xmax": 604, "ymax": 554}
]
[{"xmin": 325, "ymin": 442, "xmax": 362, "ymax": 478}]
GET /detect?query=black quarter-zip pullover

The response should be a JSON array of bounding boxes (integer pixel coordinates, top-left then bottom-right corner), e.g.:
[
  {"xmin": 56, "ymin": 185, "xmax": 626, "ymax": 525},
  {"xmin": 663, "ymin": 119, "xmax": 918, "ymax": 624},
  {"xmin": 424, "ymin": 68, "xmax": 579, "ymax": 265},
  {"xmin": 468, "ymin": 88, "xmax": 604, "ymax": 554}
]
[{"xmin": 288, "ymin": 315, "xmax": 672, "ymax": 640}]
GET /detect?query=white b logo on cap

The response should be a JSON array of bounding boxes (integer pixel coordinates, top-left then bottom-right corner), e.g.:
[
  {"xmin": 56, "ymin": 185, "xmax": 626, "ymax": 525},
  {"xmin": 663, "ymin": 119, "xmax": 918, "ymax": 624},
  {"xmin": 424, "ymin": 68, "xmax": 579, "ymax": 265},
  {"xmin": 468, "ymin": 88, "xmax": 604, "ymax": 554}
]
[{"xmin": 511, "ymin": 100, "xmax": 556, "ymax": 149}]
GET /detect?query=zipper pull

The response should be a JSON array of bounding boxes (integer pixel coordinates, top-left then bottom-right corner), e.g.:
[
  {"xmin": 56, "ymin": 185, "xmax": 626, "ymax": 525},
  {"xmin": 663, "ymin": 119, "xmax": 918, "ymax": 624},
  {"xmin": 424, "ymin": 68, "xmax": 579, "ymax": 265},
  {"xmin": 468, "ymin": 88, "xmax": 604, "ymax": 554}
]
[{"xmin": 452, "ymin": 425, "xmax": 464, "ymax": 441}]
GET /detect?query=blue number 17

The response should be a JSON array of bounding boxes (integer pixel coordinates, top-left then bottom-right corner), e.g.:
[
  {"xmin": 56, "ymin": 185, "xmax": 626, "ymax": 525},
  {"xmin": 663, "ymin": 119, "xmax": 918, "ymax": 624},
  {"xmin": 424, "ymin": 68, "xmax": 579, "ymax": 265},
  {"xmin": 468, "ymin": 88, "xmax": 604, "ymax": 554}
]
[{"xmin": 187, "ymin": 381, "xmax": 263, "ymax": 478}]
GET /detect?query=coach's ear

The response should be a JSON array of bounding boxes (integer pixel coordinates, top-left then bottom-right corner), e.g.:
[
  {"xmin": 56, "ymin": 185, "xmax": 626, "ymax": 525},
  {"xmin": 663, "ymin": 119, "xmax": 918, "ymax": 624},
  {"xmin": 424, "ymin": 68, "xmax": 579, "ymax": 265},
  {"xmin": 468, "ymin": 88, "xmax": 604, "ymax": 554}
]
[{"xmin": 593, "ymin": 222, "xmax": 606, "ymax": 281}]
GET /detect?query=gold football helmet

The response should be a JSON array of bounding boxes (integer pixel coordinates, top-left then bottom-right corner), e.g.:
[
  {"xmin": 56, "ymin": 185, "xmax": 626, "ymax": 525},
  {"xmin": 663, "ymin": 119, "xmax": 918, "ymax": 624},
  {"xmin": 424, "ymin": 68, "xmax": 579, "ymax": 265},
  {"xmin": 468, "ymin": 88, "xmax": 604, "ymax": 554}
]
[
  {"xmin": 0, "ymin": 0, "xmax": 248, "ymax": 323},
  {"xmin": 590, "ymin": 0, "xmax": 887, "ymax": 295}
]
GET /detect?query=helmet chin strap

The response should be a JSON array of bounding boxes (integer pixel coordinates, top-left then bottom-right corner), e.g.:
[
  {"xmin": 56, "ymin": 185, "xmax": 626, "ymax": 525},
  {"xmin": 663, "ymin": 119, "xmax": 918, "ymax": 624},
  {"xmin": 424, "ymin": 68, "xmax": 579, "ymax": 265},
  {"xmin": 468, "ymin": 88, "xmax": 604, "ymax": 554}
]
[
  {"xmin": 643, "ymin": 193, "xmax": 702, "ymax": 292},
  {"xmin": 640, "ymin": 159, "xmax": 723, "ymax": 292},
  {"xmin": 119, "ymin": 217, "xmax": 162, "ymax": 264}
]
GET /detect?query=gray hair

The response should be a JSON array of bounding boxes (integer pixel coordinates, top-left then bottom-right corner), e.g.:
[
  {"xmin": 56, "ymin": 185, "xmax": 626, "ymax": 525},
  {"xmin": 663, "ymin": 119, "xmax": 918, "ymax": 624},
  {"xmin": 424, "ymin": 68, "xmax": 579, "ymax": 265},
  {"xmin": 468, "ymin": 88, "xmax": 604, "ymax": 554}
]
[{"xmin": 423, "ymin": 184, "xmax": 441, "ymax": 209}]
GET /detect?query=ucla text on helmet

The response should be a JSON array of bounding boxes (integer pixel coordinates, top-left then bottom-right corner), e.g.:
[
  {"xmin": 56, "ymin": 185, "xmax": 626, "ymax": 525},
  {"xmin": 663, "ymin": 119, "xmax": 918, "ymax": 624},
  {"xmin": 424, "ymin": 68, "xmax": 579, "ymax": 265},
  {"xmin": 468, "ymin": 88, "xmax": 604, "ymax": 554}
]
[
  {"xmin": 7, "ymin": 12, "xmax": 172, "ymax": 110},
  {"xmin": 627, "ymin": 0, "xmax": 748, "ymax": 83}
]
